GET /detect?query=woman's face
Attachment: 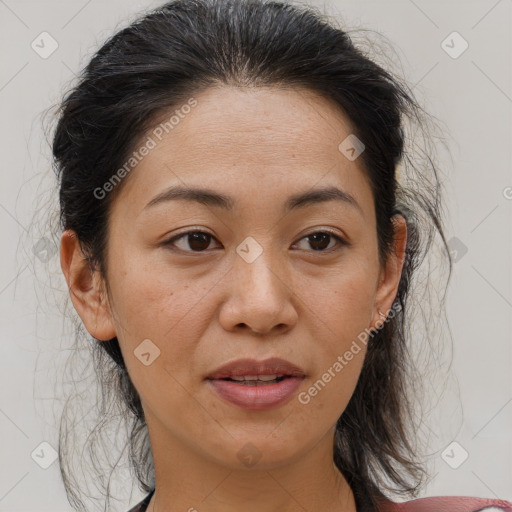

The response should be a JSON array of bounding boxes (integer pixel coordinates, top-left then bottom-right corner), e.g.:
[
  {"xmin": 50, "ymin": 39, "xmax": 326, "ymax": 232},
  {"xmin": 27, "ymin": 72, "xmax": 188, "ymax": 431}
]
[{"xmin": 62, "ymin": 85, "xmax": 406, "ymax": 472}]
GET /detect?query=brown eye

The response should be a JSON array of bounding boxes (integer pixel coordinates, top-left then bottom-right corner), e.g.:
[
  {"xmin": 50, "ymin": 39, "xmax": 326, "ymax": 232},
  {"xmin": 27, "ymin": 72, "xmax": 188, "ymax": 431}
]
[
  {"xmin": 294, "ymin": 231, "xmax": 347, "ymax": 252},
  {"xmin": 164, "ymin": 230, "xmax": 220, "ymax": 252}
]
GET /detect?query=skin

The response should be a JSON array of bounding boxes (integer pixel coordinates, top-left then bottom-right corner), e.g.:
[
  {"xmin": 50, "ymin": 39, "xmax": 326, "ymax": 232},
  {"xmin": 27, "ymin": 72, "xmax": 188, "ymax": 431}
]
[{"xmin": 60, "ymin": 85, "xmax": 407, "ymax": 512}]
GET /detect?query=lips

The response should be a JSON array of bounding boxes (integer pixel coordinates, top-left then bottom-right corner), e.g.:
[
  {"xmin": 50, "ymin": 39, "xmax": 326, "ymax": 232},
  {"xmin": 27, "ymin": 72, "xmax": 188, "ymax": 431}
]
[
  {"xmin": 206, "ymin": 357, "xmax": 306, "ymax": 410},
  {"xmin": 205, "ymin": 357, "xmax": 306, "ymax": 381}
]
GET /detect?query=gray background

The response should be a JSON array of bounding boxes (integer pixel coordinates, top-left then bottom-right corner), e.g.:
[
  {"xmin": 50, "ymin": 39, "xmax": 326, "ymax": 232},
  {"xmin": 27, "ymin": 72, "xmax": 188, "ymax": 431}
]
[{"xmin": 0, "ymin": 0, "xmax": 511, "ymax": 510}]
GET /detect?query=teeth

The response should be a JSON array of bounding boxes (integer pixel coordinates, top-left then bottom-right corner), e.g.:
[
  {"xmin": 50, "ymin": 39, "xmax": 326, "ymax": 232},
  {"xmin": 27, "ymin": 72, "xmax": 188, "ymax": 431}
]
[
  {"xmin": 229, "ymin": 374, "xmax": 284, "ymax": 381},
  {"xmin": 256, "ymin": 374, "xmax": 280, "ymax": 381}
]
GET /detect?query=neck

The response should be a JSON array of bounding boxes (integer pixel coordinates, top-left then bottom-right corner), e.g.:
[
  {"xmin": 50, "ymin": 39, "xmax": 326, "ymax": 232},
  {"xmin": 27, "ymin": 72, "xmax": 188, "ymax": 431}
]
[{"xmin": 144, "ymin": 418, "xmax": 358, "ymax": 512}]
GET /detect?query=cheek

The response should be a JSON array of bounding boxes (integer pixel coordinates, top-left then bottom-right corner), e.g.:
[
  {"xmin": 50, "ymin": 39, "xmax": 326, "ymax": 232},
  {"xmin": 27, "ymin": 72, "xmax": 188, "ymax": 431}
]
[
  {"xmin": 105, "ymin": 253, "xmax": 219, "ymax": 395},
  {"xmin": 301, "ymin": 258, "xmax": 377, "ymax": 337},
  {"xmin": 106, "ymin": 258, "xmax": 212, "ymax": 419},
  {"xmin": 107, "ymin": 248, "xmax": 212, "ymax": 341},
  {"xmin": 288, "ymin": 258, "xmax": 375, "ymax": 419}
]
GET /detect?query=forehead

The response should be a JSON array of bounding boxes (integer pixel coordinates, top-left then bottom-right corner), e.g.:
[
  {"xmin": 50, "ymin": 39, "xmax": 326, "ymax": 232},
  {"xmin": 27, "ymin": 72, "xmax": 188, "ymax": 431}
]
[
  {"xmin": 114, "ymin": 85, "xmax": 373, "ymax": 218},
  {"xmin": 165, "ymin": 85, "xmax": 357, "ymax": 161}
]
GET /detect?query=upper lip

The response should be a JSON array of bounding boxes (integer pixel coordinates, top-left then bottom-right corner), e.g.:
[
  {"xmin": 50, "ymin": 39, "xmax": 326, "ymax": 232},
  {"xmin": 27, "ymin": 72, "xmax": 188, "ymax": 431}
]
[{"xmin": 206, "ymin": 357, "xmax": 306, "ymax": 380}]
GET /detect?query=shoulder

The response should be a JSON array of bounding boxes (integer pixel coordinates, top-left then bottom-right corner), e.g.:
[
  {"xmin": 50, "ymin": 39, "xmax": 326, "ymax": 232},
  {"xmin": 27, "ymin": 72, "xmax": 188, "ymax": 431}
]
[{"xmin": 375, "ymin": 495, "xmax": 512, "ymax": 512}]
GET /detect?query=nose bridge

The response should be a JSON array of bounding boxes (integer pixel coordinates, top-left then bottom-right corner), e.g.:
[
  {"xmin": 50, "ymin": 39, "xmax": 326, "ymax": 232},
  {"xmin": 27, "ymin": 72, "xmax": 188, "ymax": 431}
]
[
  {"xmin": 220, "ymin": 234, "xmax": 296, "ymax": 334},
  {"xmin": 234, "ymin": 235, "xmax": 285, "ymax": 299}
]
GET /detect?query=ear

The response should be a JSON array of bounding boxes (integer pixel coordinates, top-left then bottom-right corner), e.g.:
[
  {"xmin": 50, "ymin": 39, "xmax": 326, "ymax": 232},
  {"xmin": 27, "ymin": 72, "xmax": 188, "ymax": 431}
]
[
  {"xmin": 371, "ymin": 214, "xmax": 407, "ymax": 327},
  {"xmin": 60, "ymin": 229, "xmax": 117, "ymax": 341}
]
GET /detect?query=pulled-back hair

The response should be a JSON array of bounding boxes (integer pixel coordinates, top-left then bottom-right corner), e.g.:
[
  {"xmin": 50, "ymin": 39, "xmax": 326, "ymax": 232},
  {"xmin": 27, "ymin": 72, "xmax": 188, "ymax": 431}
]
[{"xmin": 50, "ymin": 0, "xmax": 453, "ymax": 510}]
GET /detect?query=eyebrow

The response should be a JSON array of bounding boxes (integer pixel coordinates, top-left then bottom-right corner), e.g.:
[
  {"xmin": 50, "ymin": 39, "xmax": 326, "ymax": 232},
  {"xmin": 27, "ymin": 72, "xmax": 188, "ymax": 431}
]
[{"xmin": 144, "ymin": 184, "xmax": 364, "ymax": 216}]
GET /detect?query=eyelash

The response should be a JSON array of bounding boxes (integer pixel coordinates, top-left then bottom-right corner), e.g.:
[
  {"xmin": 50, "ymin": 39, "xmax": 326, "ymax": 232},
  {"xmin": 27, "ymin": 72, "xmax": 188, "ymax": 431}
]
[{"xmin": 162, "ymin": 229, "xmax": 348, "ymax": 254}]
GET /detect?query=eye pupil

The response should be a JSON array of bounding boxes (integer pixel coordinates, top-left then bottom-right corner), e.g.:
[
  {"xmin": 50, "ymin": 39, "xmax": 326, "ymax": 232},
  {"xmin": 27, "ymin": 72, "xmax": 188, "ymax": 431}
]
[
  {"xmin": 188, "ymin": 232, "xmax": 211, "ymax": 251},
  {"xmin": 308, "ymin": 233, "xmax": 331, "ymax": 251}
]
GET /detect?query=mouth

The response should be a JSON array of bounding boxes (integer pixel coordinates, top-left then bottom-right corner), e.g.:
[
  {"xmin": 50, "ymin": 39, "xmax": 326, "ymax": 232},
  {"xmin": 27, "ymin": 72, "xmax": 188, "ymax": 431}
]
[
  {"xmin": 205, "ymin": 358, "xmax": 306, "ymax": 410},
  {"xmin": 217, "ymin": 375, "xmax": 290, "ymax": 385},
  {"xmin": 205, "ymin": 356, "xmax": 306, "ymax": 381}
]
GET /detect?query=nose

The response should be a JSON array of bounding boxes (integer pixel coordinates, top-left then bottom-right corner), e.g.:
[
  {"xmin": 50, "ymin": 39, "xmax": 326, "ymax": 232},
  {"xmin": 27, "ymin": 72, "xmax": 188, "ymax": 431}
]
[{"xmin": 218, "ymin": 246, "xmax": 298, "ymax": 335}]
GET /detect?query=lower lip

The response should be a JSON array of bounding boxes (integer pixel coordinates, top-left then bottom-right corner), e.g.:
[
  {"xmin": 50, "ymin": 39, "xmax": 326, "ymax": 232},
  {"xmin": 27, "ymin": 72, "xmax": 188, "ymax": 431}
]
[{"xmin": 207, "ymin": 377, "xmax": 304, "ymax": 410}]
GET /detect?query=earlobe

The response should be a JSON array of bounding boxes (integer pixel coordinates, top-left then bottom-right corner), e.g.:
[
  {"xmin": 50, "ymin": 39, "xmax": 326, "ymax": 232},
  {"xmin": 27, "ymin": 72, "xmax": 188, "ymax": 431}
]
[
  {"xmin": 60, "ymin": 230, "xmax": 117, "ymax": 341},
  {"xmin": 372, "ymin": 214, "xmax": 408, "ymax": 327}
]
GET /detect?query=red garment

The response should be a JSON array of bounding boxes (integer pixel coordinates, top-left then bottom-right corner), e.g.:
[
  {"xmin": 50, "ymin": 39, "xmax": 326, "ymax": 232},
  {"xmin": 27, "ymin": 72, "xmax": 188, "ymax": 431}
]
[
  {"xmin": 128, "ymin": 490, "xmax": 512, "ymax": 512},
  {"xmin": 376, "ymin": 495, "xmax": 512, "ymax": 512}
]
